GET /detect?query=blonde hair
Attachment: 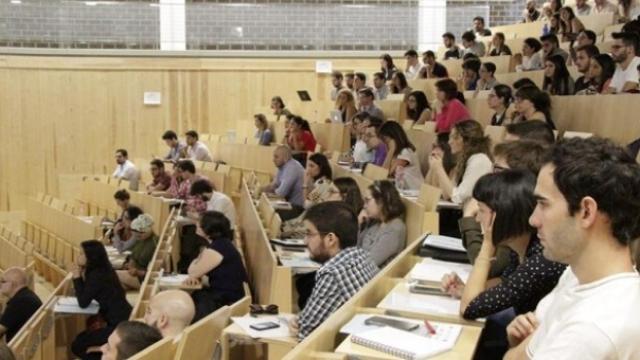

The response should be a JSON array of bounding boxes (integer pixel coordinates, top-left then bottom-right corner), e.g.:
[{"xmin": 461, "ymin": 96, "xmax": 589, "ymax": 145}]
[{"xmin": 335, "ymin": 88, "xmax": 355, "ymax": 109}]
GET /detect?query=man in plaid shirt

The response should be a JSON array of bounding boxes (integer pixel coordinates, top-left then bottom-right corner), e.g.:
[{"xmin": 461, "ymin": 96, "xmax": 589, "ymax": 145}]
[{"xmin": 290, "ymin": 201, "xmax": 379, "ymax": 340}]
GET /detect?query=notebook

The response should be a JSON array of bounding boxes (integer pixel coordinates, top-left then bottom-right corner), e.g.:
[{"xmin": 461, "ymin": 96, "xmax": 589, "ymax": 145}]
[
  {"xmin": 408, "ymin": 258, "xmax": 472, "ymax": 283},
  {"xmin": 54, "ymin": 296, "xmax": 100, "ymax": 315},
  {"xmin": 421, "ymin": 234, "xmax": 465, "ymax": 253},
  {"xmin": 349, "ymin": 325, "xmax": 461, "ymax": 360}
]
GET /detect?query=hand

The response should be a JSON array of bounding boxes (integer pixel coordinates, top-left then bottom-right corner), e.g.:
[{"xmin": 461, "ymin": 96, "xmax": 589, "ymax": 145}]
[
  {"xmin": 71, "ymin": 263, "xmax": 83, "ymax": 279},
  {"xmin": 183, "ymin": 276, "xmax": 201, "ymax": 286},
  {"xmin": 127, "ymin": 266, "xmax": 138, "ymax": 277},
  {"xmin": 430, "ymin": 146, "xmax": 444, "ymax": 158},
  {"xmin": 428, "ymin": 153, "xmax": 443, "ymax": 170},
  {"xmin": 506, "ymin": 312, "xmax": 539, "ymax": 347},
  {"xmin": 114, "ymin": 221, "xmax": 124, "ymax": 232},
  {"xmin": 288, "ymin": 316, "xmax": 299, "ymax": 336},
  {"xmin": 480, "ymin": 211, "xmax": 497, "ymax": 254},
  {"xmin": 357, "ymin": 209, "xmax": 368, "ymax": 225},
  {"xmin": 441, "ymin": 272, "xmax": 465, "ymax": 299},
  {"xmin": 463, "ymin": 198, "xmax": 479, "ymax": 218}
]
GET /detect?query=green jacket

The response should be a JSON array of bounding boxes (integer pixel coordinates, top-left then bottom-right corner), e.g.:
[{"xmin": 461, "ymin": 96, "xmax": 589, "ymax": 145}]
[
  {"xmin": 459, "ymin": 217, "xmax": 511, "ymax": 279},
  {"xmin": 129, "ymin": 233, "xmax": 158, "ymax": 270}
]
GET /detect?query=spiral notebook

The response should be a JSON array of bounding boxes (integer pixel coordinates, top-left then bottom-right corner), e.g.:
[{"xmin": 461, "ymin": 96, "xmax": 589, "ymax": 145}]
[{"xmin": 349, "ymin": 325, "xmax": 461, "ymax": 360}]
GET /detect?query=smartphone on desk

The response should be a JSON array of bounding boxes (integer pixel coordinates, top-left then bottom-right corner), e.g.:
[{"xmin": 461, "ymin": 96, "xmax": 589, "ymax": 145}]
[
  {"xmin": 249, "ymin": 321, "xmax": 280, "ymax": 331},
  {"xmin": 409, "ymin": 284, "xmax": 448, "ymax": 297},
  {"xmin": 364, "ymin": 316, "xmax": 419, "ymax": 331}
]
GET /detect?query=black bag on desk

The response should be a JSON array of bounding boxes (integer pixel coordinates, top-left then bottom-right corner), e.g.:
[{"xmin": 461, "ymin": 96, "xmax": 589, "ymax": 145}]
[{"xmin": 417, "ymin": 233, "xmax": 470, "ymax": 264}]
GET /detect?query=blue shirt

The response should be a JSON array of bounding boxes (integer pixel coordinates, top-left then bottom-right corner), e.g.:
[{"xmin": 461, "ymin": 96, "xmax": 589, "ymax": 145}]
[{"xmin": 274, "ymin": 159, "xmax": 305, "ymax": 207}]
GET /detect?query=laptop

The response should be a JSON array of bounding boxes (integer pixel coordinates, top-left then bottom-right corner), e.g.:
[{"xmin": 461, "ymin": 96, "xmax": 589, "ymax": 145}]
[{"xmin": 329, "ymin": 110, "xmax": 343, "ymax": 123}]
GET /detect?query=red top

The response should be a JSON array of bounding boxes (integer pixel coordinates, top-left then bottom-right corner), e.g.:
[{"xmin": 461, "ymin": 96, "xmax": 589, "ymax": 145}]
[
  {"xmin": 300, "ymin": 130, "xmax": 317, "ymax": 152},
  {"xmin": 435, "ymin": 99, "xmax": 470, "ymax": 133}
]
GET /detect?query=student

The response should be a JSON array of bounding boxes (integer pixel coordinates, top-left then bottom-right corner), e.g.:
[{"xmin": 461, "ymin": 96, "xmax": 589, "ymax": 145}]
[
  {"xmin": 189, "ymin": 179, "xmax": 236, "ymax": 227},
  {"xmin": 580, "ymin": 53, "xmax": 616, "ymax": 94},
  {"xmin": 442, "ymin": 32, "xmax": 463, "ymax": 60},
  {"xmin": 254, "ymin": 114, "xmax": 273, "ymax": 146},
  {"xmin": 472, "ymin": 16, "xmax": 492, "ymax": 37},
  {"xmin": 185, "ymin": 211, "xmax": 247, "ymax": 323},
  {"xmin": 542, "ymin": 54, "xmax": 575, "ymax": 95},
  {"xmin": 489, "ymin": 32, "xmax": 512, "ymax": 56},
  {"xmin": 461, "ymin": 31, "xmax": 486, "ymax": 57},
  {"xmin": 433, "ymin": 79, "xmax": 471, "ymax": 134},
  {"xmin": 112, "ymin": 149, "xmax": 140, "ymax": 191},
  {"xmin": 477, "ymin": 62, "xmax": 498, "ymax": 91},
  {"xmin": 0, "ymin": 267, "xmax": 42, "ymax": 342},
  {"xmin": 146, "ymin": 159, "xmax": 172, "ymax": 193},
  {"xmin": 344, "ymin": 73, "xmax": 355, "ymax": 91},
  {"xmin": 302, "ymin": 153, "xmax": 334, "ymax": 208},
  {"xmin": 493, "ymin": 140, "xmax": 551, "ymax": 175},
  {"xmin": 352, "ymin": 72, "xmax": 367, "ymax": 94},
  {"xmin": 405, "ymin": 91, "xmax": 432, "ymax": 125},
  {"xmin": 111, "ymin": 189, "xmax": 130, "ymax": 224},
  {"xmin": 516, "ymin": 38, "xmax": 544, "ymax": 72},
  {"xmin": 71, "ymin": 240, "xmax": 132, "ymax": 360},
  {"xmin": 505, "ymin": 138, "xmax": 640, "ymax": 359},
  {"xmin": 111, "ymin": 205, "xmax": 143, "ymax": 253},
  {"xmin": 539, "ymin": 1, "xmax": 554, "ymax": 22},
  {"xmin": 573, "ymin": 44, "xmax": 600, "ymax": 94},
  {"xmin": 389, "ymin": 72, "xmax": 413, "ymax": 99},
  {"xmin": 461, "ymin": 58, "xmax": 481, "ymax": 91},
  {"xmin": 185, "ymin": 130, "xmax": 213, "ymax": 162},
  {"xmin": 290, "ymin": 202, "xmax": 379, "ymax": 340},
  {"xmin": 116, "ymin": 214, "xmax": 157, "ymax": 290},
  {"xmin": 351, "ymin": 113, "xmax": 374, "ymax": 164},
  {"xmin": 331, "ymin": 177, "xmax": 365, "ymax": 215},
  {"xmin": 403, "ymin": 49, "xmax": 423, "ymax": 80},
  {"xmin": 288, "ymin": 116, "xmax": 317, "ymax": 153},
  {"xmin": 512, "ymin": 85, "xmax": 556, "ymax": 129},
  {"xmin": 100, "ymin": 321, "xmax": 163, "ymax": 360},
  {"xmin": 593, "ymin": 0, "xmax": 620, "ymax": 16},
  {"xmin": 504, "ymin": 120, "xmax": 556, "ymax": 145},
  {"xmin": 426, "ymin": 120, "xmax": 493, "ymax": 205},
  {"xmin": 334, "ymin": 88, "xmax": 358, "ymax": 123},
  {"xmin": 271, "ymin": 96, "xmax": 290, "ymax": 121},
  {"xmin": 488, "ymin": 84, "xmax": 513, "ymax": 126},
  {"xmin": 378, "ymin": 121, "xmax": 424, "ymax": 191},
  {"xmin": 523, "ymin": 0, "xmax": 541, "ymax": 22},
  {"xmin": 574, "ymin": 0, "xmax": 592, "ymax": 15},
  {"xmin": 379, "ymin": 53, "xmax": 398, "ymax": 81},
  {"xmin": 144, "ymin": 290, "xmax": 195, "ymax": 339},
  {"xmin": 161, "ymin": 130, "xmax": 187, "ymax": 162},
  {"xmin": 164, "ymin": 160, "xmax": 206, "ymax": 214},
  {"xmin": 330, "ymin": 71, "xmax": 344, "ymax": 101},
  {"xmin": 357, "ymin": 88, "xmax": 385, "ymax": 120},
  {"xmin": 606, "ymin": 32, "xmax": 640, "ymax": 94},
  {"xmin": 260, "ymin": 145, "xmax": 305, "ymax": 211},
  {"xmin": 559, "ymin": 6, "xmax": 585, "ymax": 42},
  {"xmin": 358, "ymin": 180, "xmax": 407, "ymax": 267},
  {"xmin": 420, "ymin": 50, "xmax": 449, "ymax": 78},
  {"xmin": 513, "ymin": 78, "xmax": 538, "ymax": 91},
  {"xmin": 540, "ymin": 33, "xmax": 569, "ymax": 62},
  {"xmin": 372, "ymin": 72, "xmax": 390, "ymax": 100}
]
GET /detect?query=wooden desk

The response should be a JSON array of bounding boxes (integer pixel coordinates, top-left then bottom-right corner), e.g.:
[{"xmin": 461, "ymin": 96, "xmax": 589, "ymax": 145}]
[{"xmin": 221, "ymin": 322, "xmax": 298, "ymax": 360}]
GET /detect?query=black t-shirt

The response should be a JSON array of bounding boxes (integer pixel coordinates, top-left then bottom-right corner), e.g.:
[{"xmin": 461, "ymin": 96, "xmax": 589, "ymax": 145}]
[
  {"xmin": 0, "ymin": 287, "xmax": 42, "ymax": 342},
  {"xmin": 432, "ymin": 62, "xmax": 449, "ymax": 78},
  {"xmin": 574, "ymin": 76, "xmax": 590, "ymax": 94},
  {"xmin": 207, "ymin": 238, "xmax": 248, "ymax": 304}
]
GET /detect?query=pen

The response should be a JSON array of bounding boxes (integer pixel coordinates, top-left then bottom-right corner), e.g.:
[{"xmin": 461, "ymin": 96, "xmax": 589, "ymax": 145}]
[{"xmin": 424, "ymin": 320, "xmax": 436, "ymax": 335}]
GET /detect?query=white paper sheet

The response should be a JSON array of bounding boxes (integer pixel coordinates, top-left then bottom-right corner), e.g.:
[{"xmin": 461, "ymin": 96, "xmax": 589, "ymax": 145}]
[
  {"xmin": 408, "ymin": 258, "xmax": 472, "ymax": 283},
  {"xmin": 54, "ymin": 296, "xmax": 100, "ymax": 315},
  {"xmin": 231, "ymin": 314, "xmax": 295, "ymax": 339}
]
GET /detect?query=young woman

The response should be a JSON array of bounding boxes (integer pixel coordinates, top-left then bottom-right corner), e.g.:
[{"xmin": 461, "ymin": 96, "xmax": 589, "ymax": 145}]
[
  {"xmin": 488, "ymin": 84, "xmax": 513, "ymax": 126},
  {"xmin": 441, "ymin": 170, "xmax": 565, "ymax": 320},
  {"xmin": 517, "ymin": 38, "xmax": 543, "ymax": 71},
  {"xmin": 287, "ymin": 116, "xmax": 317, "ymax": 153},
  {"xmin": 111, "ymin": 205, "xmax": 143, "ymax": 253},
  {"xmin": 116, "ymin": 214, "xmax": 158, "ymax": 290},
  {"xmin": 406, "ymin": 91, "xmax": 432, "ymax": 124},
  {"xmin": 380, "ymin": 53, "xmax": 399, "ymax": 81},
  {"xmin": 334, "ymin": 88, "xmax": 357, "ymax": 124},
  {"xmin": 489, "ymin": 32, "xmax": 512, "ymax": 56},
  {"xmin": 186, "ymin": 211, "xmax": 248, "ymax": 322},
  {"xmin": 271, "ymin": 96, "xmax": 290, "ymax": 121},
  {"xmin": 254, "ymin": 114, "xmax": 273, "ymax": 146},
  {"xmin": 71, "ymin": 240, "xmax": 132, "ymax": 360},
  {"xmin": 358, "ymin": 180, "xmax": 407, "ymax": 267},
  {"xmin": 477, "ymin": 62, "xmax": 498, "ymax": 91},
  {"xmin": 461, "ymin": 58, "xmax": 481, "ymax": 91},
  {"xmin": 549, "ymin": 13, "xmax": 561, "ymax": 35},
  {"xmin": 390, "ymin": 72, "xmax": 412, "ymax": 98},
  {"xmin": 513, "ymin": 85, "xmax": 556, "ymax": 129},
  {"xmin": 559, "ymin": 6, "xmax": 585, "ymax": 42},
  {"xmin": 378, "ymin": 121, "xmax": 424, "ymax": 191},
  {"xmin": 426, "ymin": 120, "xmax": 493, "ymax": 205},
  {"xmin": 543, "ymin": 54, "xmax": 575, "ymax": 95},
  {"xmin": 433, "ymin": 79, "xmax": 471, "ymax": 135},
  {"xmin": 302, "ymin": 153, "xmax": 333, "ymax": 208},
  {"xmin": 578, "ymin": 54, "xmax": 616, "ymax": 95}
]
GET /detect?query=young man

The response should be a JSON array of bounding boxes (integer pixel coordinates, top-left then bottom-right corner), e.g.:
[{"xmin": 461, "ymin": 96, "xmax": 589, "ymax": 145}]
[
  {"xmin": 574, "ymin": 0, "xmax": 592, "ymax": 15},
  {"xmin": 189, "ymin": 178, "xmax": 236, "ymax": 228},
  {"xmin": 472, "ymin": 16, "xmax": 492, "ymax": 37},
  {"xmin": 372, "ymin": 72, "xmax": 389, "ymax": 100},
  {"xmin": 185, "ymin": 130, "xmax": 213, "ymax": 162},
  {"xmin": 403, "ymin": 49, "xmax": 423, "ymax": 80},
  {"xmin": 0, "ymin": 268, "xmax": 42, "ymax": 342},
  {"xmin": 573, "ymin": 44, "xmax": 600, "ymax": 93},
  {"xmin": 353, "ymin": 72, "xmax": 367, "ymax": 95},
  {"xmin": 540, "ymin": 34, "xmax": 569, "ymax": 62},
  {"xmin": 442, "ymin": 32, "xmax": 462, "ymax": 60},
  {"xmin": 330, "ymin": 71, "xmax": 344, "ymax": 101},
  {"xmin": 161, "ymin": 130, "xmax": 186, "ymax": 162},
  {"xmin": 522, "ymin": 0, "xmax": 541, "ymax": 22},
  {"xmin": 144, "ymin": 290, "xmax": 195, "ymax": 339},
  {"xmin": 357, "ymin": 88, "xmax": 385, "ymax": 120},
  {"xmin": 146, "ymin": 159, "xmax": 172, "ymax": 193},
  {"xmin": 504, "ymin": 137, "xmax": 640, "ymax": 359},
  {"xmin": 345, "ymin": 72, "xmax": 355, "ymax": 91},
  {"xmin": 421, "ymin": 50, "xmax": 449, "ymax": 78},
  {"xmin": 362, "ymin": 116, "xmax": 387, "ymax": 167},
  {"xmin": 461, "ymin": 31, "xmax": 486, "ymax": 57},
  {"xmin": 100, "ymin": 321, "xmax": 163, "ymax": 360},
  {"xmin": 112, "ymin": 148, "xmax": 140, "ymax": 191},
  {"xmin": 505, "ymin": 120, "xmax": 556, "ymax": 145},
  {"xmin": 290, "ymin": 202, "xmax": 379, "ymax": 340},
  {"xmin": 606, "ymin": 32, "xmax": 640, "ymax": 94}
]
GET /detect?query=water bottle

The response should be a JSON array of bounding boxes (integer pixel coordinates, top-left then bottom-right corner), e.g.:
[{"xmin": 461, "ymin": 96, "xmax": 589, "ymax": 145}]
[{"xmin": 542, "ymin": 23, "xmax": 549, "ymax": 36}]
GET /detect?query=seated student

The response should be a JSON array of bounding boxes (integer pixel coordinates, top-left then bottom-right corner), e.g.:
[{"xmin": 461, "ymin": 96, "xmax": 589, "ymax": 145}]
[
  {"xmin": 542, "ymin": 55, "xmax": 575, "ymax": 95},
  {"xmin": 540, "ymin": 33, "xmax": 569, "ymax": 62},
  {"xmin": 403, "ymin": 49, "xmax": 423, "ymax": 80},
  {"xmin": 161, "ymin": 160, "xmax": 206, "ymax": 210},
  {"xmin": 477, "ymin": 62, "xmax": 498, "ymax": 91},
  {"xmin": 516, "ymin": 38, "xmax": 543, "ymax": 72},
  {"xmin": 512, "ymin": 85, "xmax": 556, "ymax": 129},
  {"xmin": 363, "ymin": 116, "xmax": 388, "ymax": 167},
  {"xmin": 117, "ymin": 214, "xmax": 158, "ymax": 290},
  {"xmin": 185, "ymin": 211, "xmax": 247, "ymax": 323},
  {"xmin": 111, "ymin": 205, "xmax": 143, "ymax": 253},
  {"xmin": 489, "ymin": 32, "xmax": 512, "ymax": 56},
  {"xmin": 578, "ymin": 53, "xmax": 616, "ymax": 95},
  {"xmin": 512, "ymin": 78, "xmax": 537, "ymax": 91},
  {"xmin": 290, "ymin": 202, "xmax": 379, "ymax": 340},
  {"xmin": 378, "ymin": 121, "xmax": 424, "ymax": 191},
  {"xmin": 389, "ymin": 72, "xmax": 413, "ymax": 100},
  {"xmin": 426, "ymin": 120, "xmax": 493, "ymax": 205},
  {"xmin": 271, "ymin": 96, "xmax": 291, "ymax": 121},
  {"xmin": 100, "ymin": 321, "xmax": 163, "ymax": 360},
  {"xmin": 333, "ymin": 88, "xmax": 358, "ymax": 124},
  {"xmin": 330, "ymin": 71, "xmax": 345, "ymax": 101},
  {"xmin": 357, "ymin": 88, "xmax": 385, "ymax": 120},
  {"xmin": 442, "ymin": 32, "xmax": 463, "ymax": 60},
  {"xmin": 505, "ymin": 138, "xmax": 640, "ymax": 360},
  {"xmin": 472, "ymin": 16, "xmax": 492, "ymax": 37},
  {"xmin": 380, "ymin": 54, "xmax": 398, "ymax": 81},
  {"xmin": 162, "ymin": 130, "xmax": 187, "ymax": 162},
  {"xmin": 260, "ymin": 145, "xmax": 305, "ymax": 217},
  {"xmin": 358, "ymin": 180, "xmax": 407, "ymax": 267},
  {"xmin": 0, "ymin": 267, "xmax": 42, "ymax": 342},
  {"xmin": 344, "ymin": 72, "xmax": 355, "ymax": 91},
  {"xmin": 522, "ymin": 0, "xmax": 541, "ymax": 22},
  {"xmin": 574, "ymin": 0, "xmax": 592, "ymax": 15},
  {"xmin": 112, "ymin": 149, "xmax": 140, "ymax": 191},
  {"xmin": 434, "ymin": 79, "xmax": 471, "ymax": 135},
  {"xmin": 0, "ymin": 343, "xmax": 15, "ymax": 360},
  {"xmin": 420, "ymin": 50, "xmax": 449, "ymax": 79},
  {"xmin": 351, "ymin": 113, "xmax": 374, "ymax": 164},
  {"xmin": 302, "ymin": 153, "xmax": 333, "ymax": 208},
  {"xmin": 288, "ymin": 116, "xmax": 317, "ymax": 153},
  {"xmin": 254, "ymin": 114, "xmax": 273, "ymax": 146},
  {"xmin": 461, "ymin": 58, "xmax": 481, "ymax": 91},
  {"xmin": 185, "ymin": 130, "xmax": 213, "ymax": 162},
  {"xmin": 488, "ymin": 84, "xmax": 513, "ymax": 126},
  {"xmin": 606, "ymin": 32, "xmax": 640, "ymax": 94},
  {"xmin": 352, "ymin": 72, "xmax": 367, "ymax": 96},
  {"xmin": 110, "ymin": 189, "xmax": 129, "ymax": 224},
  {"xmin": 406, "ymin": 91, "xmax": 432, "ymax": 125},
  {"xmin": 372, "ymin": 72, "xmax": 390, "ymax": 100},
  {"xmin": 189, "ymin": 180, "xmax": 236, "ymax": 226},
  {"xmin": 573, "ymin": 44, "xmax": 600, "ymax": 94},
  {"xmin": 144, "ymin": 290, "xmax": 196, "ymax": 339},
  {"xmin": 461, "ymin": 31, "xmax": 486, "ymax": 57},
  {"xmin": 559, "ymin": 6, "xmax": 585, "ymax": 42},
  {"xmin": 72, "ymin": 240, "xmax": 132, "ymax": 360},
  {"xmin": 146, "ymin": 159, "xmax": 172, "ymax": 193},
  {"xmin": 504, "ymin": 120, "xmax": 556, "ymax": 145}
]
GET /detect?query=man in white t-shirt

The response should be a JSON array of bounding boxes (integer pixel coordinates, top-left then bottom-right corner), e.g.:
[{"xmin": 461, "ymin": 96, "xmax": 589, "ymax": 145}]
[
  {"xmin": 112, "ymin": 148, "xmax": 140, "ymax": 191},
  {"xmin": 504, "ymin": 137, "xmax": 640, "ymax": 360},
  {"xmin": 403, "ymin": 49, "xmax": 423, "ymax": 80},
  {"xmin": 185, "ymin": 130, "xmax": 213, "ymax": 162},
  {"xmin": 606, "ymin": 32, "xmax": 640, "ymax": 94},
  {"xmin": 189, "ymin": 178, "xmax": 236, "ymax": 228}
]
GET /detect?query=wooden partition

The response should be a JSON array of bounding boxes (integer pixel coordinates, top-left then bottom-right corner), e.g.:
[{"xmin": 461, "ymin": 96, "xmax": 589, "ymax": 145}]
[
  {"xmin": 215, "ymin": 143, "xmax": 277, "ymax": 176},
  {"xmin": 495, "ymin": 70, "xmax": 545, "ymax": 88}
]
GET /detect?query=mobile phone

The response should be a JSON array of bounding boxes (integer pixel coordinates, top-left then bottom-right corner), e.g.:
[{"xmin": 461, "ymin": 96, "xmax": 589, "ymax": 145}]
[
  {"xmin": 364, "ymin": 316, "xmax": 419, "ymax": 331},
  {"xmin": 249, "ymin": 321, "xmax": 280, "ymax": 331},
  {"xmin": 409, "ymin": 284, "xmax": 448, "ymax": 297}
]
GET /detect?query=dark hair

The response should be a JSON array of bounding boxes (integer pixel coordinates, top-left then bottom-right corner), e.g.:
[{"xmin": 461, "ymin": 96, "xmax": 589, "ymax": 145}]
[
  {"xmin": 404, "ymin": 49, "xmax": 418, "ymax": 57},
  {"xmin": 453, "ymin": 120, "xmax": 492, "ymax": 184},
  {"xmin": 176, "ymin": 159, "xmax": 196, "ymax": 174},
  {"xmin": 461, "ymin": 30, "xmax": 476, "ymax": 42},
  {"xmin": 345, "ymin": 72, "xmax": 355, "ymax": 79},
  {"xmin": 575, "ymin": 44, "xmax": 600, "ymax": 58},
  {"xmin": 125, "ymin": 205, "xmax": 144, "ymax": 223},
  {"xmin": 291, "ymin": 115, "xmax": 312, "ymax": 132},
  {"xmin": 0, "ymin": 343, "xmax": 15, "ymax": 360},
  {"xmin": 493, "ymin": 140, "xmax": 550, "ymax": 174},
  {"xmin": 162, "ymin": 130, "xmax": 178, "ymax": 141},
  {"xmin": 540, "ymin": 33, "xmax": 560, "ymax": 46},
  {"xmin": 185, "ymin": 130, "xmax": 199, "ymax": 140},
  {"xmin": 114, "ymin": 321, "xmax": 163, "ymax": 360},
  {"xmin": 423, "ymin": 50, "xmax": 436, "ymax": 59},
  {"xmin": 513, "ymin": 77, "xmax": 537, "ymax": 90},
  {"xmin": 190, "ymin": 178, "xmax": 214, "ymax": 196},
  {"xmin": 579, "ymin": 30, "xmax": 597, "ymax": 44},
  {"xmin": 365, "ymin": 116, "xmax": 384, "ymax": 129},
  {"xmin": 435, "ymin": 78, "xmax": 459, "ymax": 101},
  {"xmin": 308, "ymin": 153, "xmax": 333, "ymax": 181},
  {"xmin": 355, "ymin": 72, "xmax": 367, "ymax": 82},
  {"xmin": 304, "ymin": 201, "xmax": 359, "ymax": 248},
  {"xmin": 523, "ymin": 37, "xmax": 542, "ymax": 53},
  {"xmin": 493, "ymin": 84, "xmax": 512, "ymax": 107},
  {"xmin": 612, "ymin": 31, "xmax": 639, "ymax": 51},
  {"xmin": 407, "ymin": 91, "xmax": 431, "ymax": 121},
  {"xmin": 254, "ymin": 113, "xmax": 269, "ymax": 129},
  {"xmin": 462, "ymin": 53, "xmax": 479, "ymax": 61},
  {"xmin": 506, "ymin": 120, "xmax": 555, "ymax": 145},
  {"xmin": 115, "ymin": 149, "xmax": 128, "ymax": 158},
  {"xmin": 550, "ymin": 13, "xmax": 561, "ymax": 33},
  {"xmin": 200, "ymin": 210, "xmax": 234, "ymax": 241},
  {"xmin": 472, "ymin": 170, "xmax": 537, "ymax": 245},
  {"xmin": 514, "ymin": 85, "xmax": 555, "ymax": 129},
  {"xmin": 380, "ymin": 54, "xmax": 395, "ymax": 70},
  {"xmin": 332, "ymin": 71, "xmax": 343, "ymax": 80},
  {"xmin": 81, "ymin": 239, "xmax": 116, "ymax": 275},
  {"xmin": 462, "ymin": 58, "xmax": 481, "ymax": 74},
  {"xmin": 368, "ymin": 180, "xmax": 406, "ymax": 223},
  {"xmin": 543, "ymin": 54, "xmax": 573, "ymax": 95},
  {"xmin": 494, "ymin": 32, "xmax": 505, "ymax": 43},
  {"xmin": 373, "ymin": 72, "xmax": 385, "ymax": 81},
  {"xmin": 473, "ymin": 16, "xmax": 485, "ymax": 25},
  {"xmin": 547, "ymin": 137, "xmax": 640, "ymax": 245},
  {"xmin": 442, "ymin": 32, "xmax": 456, "ymax": 41},
  {"xmin": 113, "ymin": 189, "xmax": 130, "ymax": 201},
  {"xmin": 550, "ymin": 0, "xmax": 563, "ymax": 12},
  {"xmin": 378, "ymin": 121, "xmax": 416, "ymax": 156},
  {"xmin": 271, "ymin": 96, "xmax": 285, "ymax": 109},
  {"xmin": 332, "ymin": 177, "xmax": 364, "ymax": 215},
  {"xmin": 358, "ymin": 88, "xmax": 375, "ymax": 99},
  {"xmin": 150, "ymin": 159, "xmax": 164, "ymax": 170},
  {"xmin": 391, "ymin": 72, "xmax": 409, "ymax": 92},
  {"xmin": 482, "ymin": 62, "xmax": 497, "ymax": 75},
  {"xmin": 591, "ymin": 54, "xmax": 616, "ymax": 92}
]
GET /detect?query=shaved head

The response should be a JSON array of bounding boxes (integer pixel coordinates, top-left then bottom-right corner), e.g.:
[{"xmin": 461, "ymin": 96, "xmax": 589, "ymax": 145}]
[
  {"xmin": 0, "ymin": 267, "xmax": 28, "ymax": 298},
  {"xmin": 144, "ymin": 290, "xmax": 195, "ymax": 338},
  {"xmin": 273, "ymin": 145, "xmax": 292, "ymax": 167}
]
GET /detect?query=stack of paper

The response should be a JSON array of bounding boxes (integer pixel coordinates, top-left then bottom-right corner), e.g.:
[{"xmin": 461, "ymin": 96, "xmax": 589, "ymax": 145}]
[
  {"xmin": 54, "ymin": 296, "xmax": 100, "ymax": 315},
  {"xmin": 158, "ymin": 274, "xmax": 191, "ymax": 287},
  {"xmin": 408, "ymin": 258, "xmax": 472, "ymax": 283}
]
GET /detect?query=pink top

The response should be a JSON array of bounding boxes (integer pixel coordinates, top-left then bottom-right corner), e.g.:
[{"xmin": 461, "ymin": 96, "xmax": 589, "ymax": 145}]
[{"xmin": 435, "ymin": 99, "xmax": 471, "ymax": 133}]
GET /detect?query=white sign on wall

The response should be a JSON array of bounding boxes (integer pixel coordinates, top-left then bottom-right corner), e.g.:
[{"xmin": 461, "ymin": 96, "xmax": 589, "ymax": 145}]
[{"xmin": 144, "ymin": 92, "xmax": 162, "ymax": 105}]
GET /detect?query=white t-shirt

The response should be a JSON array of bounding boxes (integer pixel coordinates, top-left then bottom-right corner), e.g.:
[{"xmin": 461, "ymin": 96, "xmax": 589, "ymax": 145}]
[
  {"xmin": 188, "ymin": 141, "xmax": 213, "ymax": 162},
  {"xmin": 526, "ymin": 268, "xmax": 640, "ymax": 360},
  {"xmin": 609, "ymin": 56, "xmax": 640, "ymax": 93},
  {"xmin": 451, "ymin": 153, "xmax": 492, "ymax": 205},
  {"xmin": 405, "ymin": 63, "xmax": 423, "ymax": 81},
  {"xmin": 112, "ymin": 160, "xmax": 140, "ymax": 191},
  {"xmin": 206, "ymin": 191, "xmax": 236, "ymax": 229},
  {"xmin": 353, "ymin": 139, "xmax": 373, "ymax": 163},
  {"xmin": 396, "ymin": 148, "xmax": 423, "ymax": 191}
]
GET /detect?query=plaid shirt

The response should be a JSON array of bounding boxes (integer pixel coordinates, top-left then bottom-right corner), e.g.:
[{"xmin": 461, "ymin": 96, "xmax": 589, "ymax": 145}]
[
  {"xmin": 167, "ymin": 175, "xmax": 207, "ymax": 213},
  {"xmin": 297, "ymin": 247, "xmax": 378, "ymax": 340}
]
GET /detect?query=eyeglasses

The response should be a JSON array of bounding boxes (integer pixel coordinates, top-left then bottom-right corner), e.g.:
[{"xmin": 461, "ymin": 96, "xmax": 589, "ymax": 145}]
[{"xmin": 250, "ymin": 304, "xmax": 279, "ymax": 315}]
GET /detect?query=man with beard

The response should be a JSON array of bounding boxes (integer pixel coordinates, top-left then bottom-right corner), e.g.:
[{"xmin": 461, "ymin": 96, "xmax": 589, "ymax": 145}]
[
  {"xmin": 607, "ymin": 32, "xmax": 640, "ymax": 93},
  {"xmin": 289, "ymin": 201, "xmax": 379, "ymax": 340},
  {"xmin": 573, "ymin": 44, "xmax": 600, "ymax": 93},
  {"xmin": 112, "ymin": 148, "xmax": 140, "ymax": 191}
]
